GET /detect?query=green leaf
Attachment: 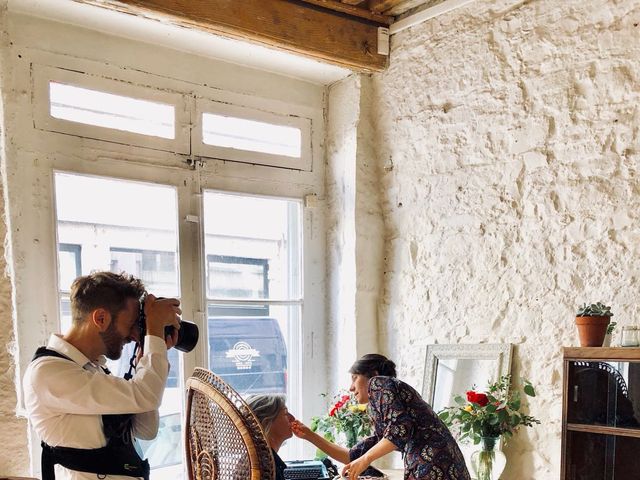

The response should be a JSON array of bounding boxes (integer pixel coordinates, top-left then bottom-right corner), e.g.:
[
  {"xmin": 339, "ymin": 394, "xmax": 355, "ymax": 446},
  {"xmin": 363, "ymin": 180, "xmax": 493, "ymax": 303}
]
[{"xmin": 524, "ymin": 384, "xmax": 536, "ymax": 397}]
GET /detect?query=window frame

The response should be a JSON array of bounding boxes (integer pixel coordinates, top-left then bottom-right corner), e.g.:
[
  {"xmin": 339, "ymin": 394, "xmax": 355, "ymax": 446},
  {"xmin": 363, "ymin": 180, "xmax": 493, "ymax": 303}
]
[
  {"xmin": 193, "ymin": 98, "xmax": 313, "ymax": 171},
  {"xmin": 32, "ymin": 64, "xmax": 191, "ymax": 154},
  {"xmin": 14, "ymin": 48, "xmax": 327, "ymax": 473}
]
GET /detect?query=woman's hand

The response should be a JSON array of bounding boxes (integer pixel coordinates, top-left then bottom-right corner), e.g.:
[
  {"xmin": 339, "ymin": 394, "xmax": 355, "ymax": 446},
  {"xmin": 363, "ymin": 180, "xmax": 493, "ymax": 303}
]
[
  {"xmin": 290, "ymin": 419, "xmax": 313, "ymax": 440},
  {"xmin": 341, "ymin": 455, "xmax": 371, "ymax": 480}
]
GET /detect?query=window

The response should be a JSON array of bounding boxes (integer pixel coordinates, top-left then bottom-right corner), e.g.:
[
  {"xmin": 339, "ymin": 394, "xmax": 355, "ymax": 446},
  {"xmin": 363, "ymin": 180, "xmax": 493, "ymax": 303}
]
[
  {"xmin": 33, "ymin": 65, "xmax": 190, "ymax": 153},
  {"xmin": 58, "ymin": 243, "xmax": 81, "ymax": 291},
  {"xmin": 19, "ymin": 55, "xmax": 325, "ymax": 475},
  {"xmin": 49, "ymin": 82, "xmax": 175, "ymax": 139},
  {"xmin": 57, "ymin": 243, "xmax": 81, "ymax": 333},
  {"xmin": 54, "ymin": 172, "xmax": 183, "ymax": 477},
  {"xmin": 111, "ymin": 248, "xmax": 178, "ymax": 298},
  {"xmin": 202, "ymin": 113, "xmax": 301, "ymax": 158},
  {"xmin": 204, "ymin": 192, "xmax": 302, "ymax": 401},
  {"xmin": 35, "ymin": 65, "xmax": 316, "ymax": 172},
  {"xmin": 194, "ymin": 99, "xmax": 313, "ymax": 170}
]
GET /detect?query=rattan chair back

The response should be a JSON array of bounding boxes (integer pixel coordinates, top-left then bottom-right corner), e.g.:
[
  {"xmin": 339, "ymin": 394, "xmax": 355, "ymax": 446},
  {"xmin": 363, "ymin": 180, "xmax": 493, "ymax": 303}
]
[{"xmin": 185, "ymin": 367, "xmax": 276, "ymax": 480}]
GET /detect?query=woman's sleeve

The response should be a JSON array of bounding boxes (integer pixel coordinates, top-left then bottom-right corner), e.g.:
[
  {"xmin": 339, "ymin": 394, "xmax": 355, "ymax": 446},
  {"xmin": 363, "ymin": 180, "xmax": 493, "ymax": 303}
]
[
  {"xmin": 369, "ymin": 377, "xmax": 414, "ymax": 450},
  {"xmin": 348, "ymin": 434, "xmax": 379, "ymax": 461}
]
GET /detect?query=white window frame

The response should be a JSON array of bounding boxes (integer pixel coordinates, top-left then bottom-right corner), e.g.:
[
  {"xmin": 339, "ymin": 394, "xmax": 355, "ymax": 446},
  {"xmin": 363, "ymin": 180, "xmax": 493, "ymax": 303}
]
[
  {"xmin": 32, "ymin": 64, "xmax": 191, "ymax": 154},
  {"xmin": 14, "ymin": 50, "xmax": 327, "ymax": 473},
  {"xmin": 194, "ymin": 98, "xmax": 313, "ymax": 171}
]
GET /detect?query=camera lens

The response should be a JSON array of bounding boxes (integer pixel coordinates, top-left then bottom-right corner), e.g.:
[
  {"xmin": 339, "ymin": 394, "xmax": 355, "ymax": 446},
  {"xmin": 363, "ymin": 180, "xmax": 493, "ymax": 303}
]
[{"xmin": 165, "ymin": 320, "xmax": 199, "ymax": 353}]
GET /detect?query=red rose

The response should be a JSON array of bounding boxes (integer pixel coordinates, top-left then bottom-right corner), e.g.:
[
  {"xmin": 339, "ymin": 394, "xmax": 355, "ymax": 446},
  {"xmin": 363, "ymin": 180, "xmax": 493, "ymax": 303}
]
[
  {"xmin": 466, "ymin": 391, "xmax": 489, "ymax": 407},
  {"xmin": 342, "ymin": 395, "xmax": 351, "ymax": 403},
  {"xmin": 329, "ymin": 407, "xmax": 337, "ymax": 416}
]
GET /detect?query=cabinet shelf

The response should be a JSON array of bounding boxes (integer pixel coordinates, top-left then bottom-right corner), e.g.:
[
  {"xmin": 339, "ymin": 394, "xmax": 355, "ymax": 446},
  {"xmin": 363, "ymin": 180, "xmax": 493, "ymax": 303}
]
[
  {"xmin": 566, "ymin": 423, "xmax": 640, "ymax": 439},
  {"xmin": 562, "ymin": 348, "xmax": 640, "ymax": 479}
]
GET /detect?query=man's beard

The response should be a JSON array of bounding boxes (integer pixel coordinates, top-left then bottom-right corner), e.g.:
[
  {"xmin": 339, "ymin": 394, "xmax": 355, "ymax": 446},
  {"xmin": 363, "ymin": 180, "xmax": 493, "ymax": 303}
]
[{"xmin": 99, "ymin": 316, "xmax": 128, "ymax": 360}]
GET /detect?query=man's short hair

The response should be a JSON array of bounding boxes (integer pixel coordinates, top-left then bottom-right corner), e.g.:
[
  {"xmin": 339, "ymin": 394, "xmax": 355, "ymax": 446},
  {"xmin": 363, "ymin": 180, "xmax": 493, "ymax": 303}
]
[{"xmin": 69, "ymin": 271, "xmax": 146, "ymax": 325}]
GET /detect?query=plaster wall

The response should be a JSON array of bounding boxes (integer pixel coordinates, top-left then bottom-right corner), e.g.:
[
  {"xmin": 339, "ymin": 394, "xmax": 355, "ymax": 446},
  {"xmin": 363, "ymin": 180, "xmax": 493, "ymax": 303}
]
[
  {"xmin": 371, "ymin": 0, "xmax": 640, "ymax": 478},
  {"xmin": 325, "ymin": 74, "xmax": 385, "ymax": 394},
  {"xmin": 326, "ymin": 75, "xmax": 360, "ymax": 393}
]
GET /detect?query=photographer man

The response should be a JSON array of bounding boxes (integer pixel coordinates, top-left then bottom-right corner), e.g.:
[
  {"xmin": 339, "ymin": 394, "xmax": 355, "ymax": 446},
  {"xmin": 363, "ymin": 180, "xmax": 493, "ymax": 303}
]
[{"xmin": 23, "ymin": 271, "xmax": 181, "ymax": 480}]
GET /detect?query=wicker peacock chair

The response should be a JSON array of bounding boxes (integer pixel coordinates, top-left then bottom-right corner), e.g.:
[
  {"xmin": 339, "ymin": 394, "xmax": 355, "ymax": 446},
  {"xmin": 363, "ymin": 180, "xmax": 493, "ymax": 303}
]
[{"xmin": 185, "ymin": 367, "xmax": 276, "ymax": 480}]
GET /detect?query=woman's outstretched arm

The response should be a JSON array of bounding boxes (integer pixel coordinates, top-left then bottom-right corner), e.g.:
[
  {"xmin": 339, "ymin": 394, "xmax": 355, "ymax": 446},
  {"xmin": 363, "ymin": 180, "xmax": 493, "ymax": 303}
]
[{"xmin": 290, "ymin": 419, "xmax": 350, "ymax": 464}]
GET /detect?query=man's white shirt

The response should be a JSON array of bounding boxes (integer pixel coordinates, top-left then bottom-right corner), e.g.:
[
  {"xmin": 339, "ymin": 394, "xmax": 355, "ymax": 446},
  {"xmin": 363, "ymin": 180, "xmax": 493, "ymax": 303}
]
[{"xmin": 23, "ymin": 334, "xmax": 169, "ymax": 480}]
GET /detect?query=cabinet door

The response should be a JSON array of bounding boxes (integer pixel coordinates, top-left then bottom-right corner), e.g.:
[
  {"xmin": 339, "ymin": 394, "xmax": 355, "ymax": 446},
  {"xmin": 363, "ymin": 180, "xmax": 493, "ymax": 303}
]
[
  {"xmin": 567, "ymin": 360, "xmax": 640, "ymax": 428},
  {"xmin": 565, "ymin": 431, "xmax": 640, "ymax": 480}
]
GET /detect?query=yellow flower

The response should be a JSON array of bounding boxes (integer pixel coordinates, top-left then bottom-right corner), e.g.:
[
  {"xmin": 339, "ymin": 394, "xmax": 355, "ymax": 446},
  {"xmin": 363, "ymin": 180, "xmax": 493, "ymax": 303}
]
[
  {"xmin": 464, "ymin": 405, "xmax": 473, "ymax": 412},
  {"xmin": 357, "ymin": 404, "xmax": 367, "ymax": 412}
]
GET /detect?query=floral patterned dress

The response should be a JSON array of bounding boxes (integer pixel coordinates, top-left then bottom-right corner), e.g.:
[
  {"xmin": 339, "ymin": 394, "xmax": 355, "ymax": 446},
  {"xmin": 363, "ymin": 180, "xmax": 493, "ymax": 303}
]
[{"xmin": 350, "ymin": 376, "xmax": 470, "ymax": 480}]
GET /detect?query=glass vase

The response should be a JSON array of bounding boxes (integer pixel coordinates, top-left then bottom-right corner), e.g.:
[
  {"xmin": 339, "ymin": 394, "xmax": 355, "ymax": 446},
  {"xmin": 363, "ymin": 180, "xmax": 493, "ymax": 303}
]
[
  {"xmin": 343, "ymin": 427, "xmax": 358, "ymax": 448},
  {"xmin": 470, "ymin": 436, "xmax": 507, "ymax": 480}
]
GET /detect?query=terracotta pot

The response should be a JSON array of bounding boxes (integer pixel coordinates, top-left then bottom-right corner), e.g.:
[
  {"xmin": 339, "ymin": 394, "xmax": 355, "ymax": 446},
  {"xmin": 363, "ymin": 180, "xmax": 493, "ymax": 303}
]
[{"xmin": 575, "ymin": 316, "xmax": 610, "ymax": 347}]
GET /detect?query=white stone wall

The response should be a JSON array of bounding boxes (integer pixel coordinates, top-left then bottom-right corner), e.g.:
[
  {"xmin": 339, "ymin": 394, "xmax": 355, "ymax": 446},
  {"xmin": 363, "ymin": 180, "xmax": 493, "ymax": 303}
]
[
  {"xmin": 371, "ymin": 0, "xmax": 640, "ymax": 478},
  {"xmin": 0, "ymin": 1, "xmax": 29, "ymax": 475}
]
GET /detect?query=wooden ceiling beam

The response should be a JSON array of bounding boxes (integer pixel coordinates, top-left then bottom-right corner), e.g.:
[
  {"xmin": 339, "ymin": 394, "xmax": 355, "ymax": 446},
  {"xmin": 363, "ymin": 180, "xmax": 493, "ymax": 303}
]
[
  {"xmin": 297, "ymin": 0, "xmax": 392, "ymax": 24},
  {"xmin": 367, "ymin": 0, "xmax": 409, "ymax": 14},
  {"xmin": 73, "ymin": 0, "xmax": 390, "ymax": 72}
]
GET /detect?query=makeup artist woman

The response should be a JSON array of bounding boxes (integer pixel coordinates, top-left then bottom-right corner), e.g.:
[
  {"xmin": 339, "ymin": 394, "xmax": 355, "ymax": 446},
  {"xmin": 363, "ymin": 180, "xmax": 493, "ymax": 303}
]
[{"xmin": 291, "ymin": 354, "xmax": 470, "ymax": 480}]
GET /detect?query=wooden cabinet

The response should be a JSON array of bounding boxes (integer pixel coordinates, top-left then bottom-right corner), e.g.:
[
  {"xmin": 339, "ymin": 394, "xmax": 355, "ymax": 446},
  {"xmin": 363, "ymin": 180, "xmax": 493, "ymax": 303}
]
[{"xmin": 562, "ymin": 348, "xmax": 640, "ymax": 480}]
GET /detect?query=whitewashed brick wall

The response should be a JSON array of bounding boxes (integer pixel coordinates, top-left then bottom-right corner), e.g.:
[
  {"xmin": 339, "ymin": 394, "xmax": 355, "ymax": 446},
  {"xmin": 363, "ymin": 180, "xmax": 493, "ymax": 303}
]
[{"xmin": 369, "ymin": 0, "xmax": 640, "ymax": 477}]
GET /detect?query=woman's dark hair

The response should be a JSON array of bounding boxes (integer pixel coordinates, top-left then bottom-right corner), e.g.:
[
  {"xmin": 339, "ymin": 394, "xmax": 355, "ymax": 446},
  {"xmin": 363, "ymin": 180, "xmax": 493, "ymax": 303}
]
[{"xmin": 349, "ymin": 353, "xmax": 397, "ymax": 378}]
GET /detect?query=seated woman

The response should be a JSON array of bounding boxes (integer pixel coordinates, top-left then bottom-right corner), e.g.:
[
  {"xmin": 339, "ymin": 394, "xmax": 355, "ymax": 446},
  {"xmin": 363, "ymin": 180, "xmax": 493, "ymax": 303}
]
[
  {"xmin": 291, "ymin": 354, "xmax": 471, "ymax": 480},
  {"xmin": 246, "ymin": 394, "xmax": 295, "ymax": 480}
]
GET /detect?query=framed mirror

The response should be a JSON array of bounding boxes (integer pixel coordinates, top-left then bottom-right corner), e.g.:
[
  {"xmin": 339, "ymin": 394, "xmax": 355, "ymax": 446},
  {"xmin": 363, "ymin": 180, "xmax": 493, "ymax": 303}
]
[{"xmin": 423, "ymin": 343, "xmax": 513, "ymax": 413}]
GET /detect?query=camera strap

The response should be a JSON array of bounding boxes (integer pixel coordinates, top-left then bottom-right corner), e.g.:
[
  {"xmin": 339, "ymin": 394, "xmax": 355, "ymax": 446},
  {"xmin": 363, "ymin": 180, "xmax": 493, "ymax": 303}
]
[
  {"xmin": 32, "ymin": 347, "xmax": 150, "ymax": 480},
  {"xmin": 124, "ymin": 342, "xmax": 140, "ymax": 381}
]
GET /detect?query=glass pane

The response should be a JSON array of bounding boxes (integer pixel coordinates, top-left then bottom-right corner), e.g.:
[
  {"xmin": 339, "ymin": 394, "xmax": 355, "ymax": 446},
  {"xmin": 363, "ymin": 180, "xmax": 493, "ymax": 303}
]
[
  {"xmin": 111, "ymin": 248, "xmax": 177, "ymax": 298},
  {"xmin": 58, "ymin": 244, "xmax": 81, "ymax": 292},
  {"xmin": 567, "ymin": 361, "xmax": 640, "ymax": 429},
  {"xmin": 565, "ymin": 431, "xmax": 640, "ymax": 479},
  {"xmin": 54, "ymin": 172, "xmax": 182, "ymax": 478},
  {"xmin": 50, "ymin": 82, "xmax": 175, "ymax": 139},
  {"xmin": 207, "ymin": 304, "xmax": 297, "ymax": 396},
  {"xmin": 202, "ymin": 112, "xmax": 301, "ymax": 158},
  {"xmin": 203, "ymin": 191, "xmax": 301, "ymax": 301}
]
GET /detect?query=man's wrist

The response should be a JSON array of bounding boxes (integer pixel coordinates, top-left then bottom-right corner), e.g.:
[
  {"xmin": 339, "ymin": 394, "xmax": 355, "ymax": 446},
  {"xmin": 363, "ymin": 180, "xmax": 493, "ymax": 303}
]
[{"xmin": 146, "ymin": 324, "xmax": 164, "ymax": 339}]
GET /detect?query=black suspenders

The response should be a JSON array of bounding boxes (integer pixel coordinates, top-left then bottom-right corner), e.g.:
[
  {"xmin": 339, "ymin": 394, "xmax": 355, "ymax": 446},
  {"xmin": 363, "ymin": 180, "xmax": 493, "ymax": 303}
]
[{"xmin": 31, "ymin": 347, "xmax": 150, "ymax": 480}]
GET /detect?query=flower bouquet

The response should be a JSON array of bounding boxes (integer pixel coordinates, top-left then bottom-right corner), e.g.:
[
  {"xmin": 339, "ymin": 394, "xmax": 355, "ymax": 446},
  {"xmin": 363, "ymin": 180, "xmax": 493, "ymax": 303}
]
[
  {"xmin": 311, "ymin": 392, "xmax": 372, "ymax": 450},
  {"xmin": 437, "ymin": 375, "xmax": 540, "ymax": 480}
]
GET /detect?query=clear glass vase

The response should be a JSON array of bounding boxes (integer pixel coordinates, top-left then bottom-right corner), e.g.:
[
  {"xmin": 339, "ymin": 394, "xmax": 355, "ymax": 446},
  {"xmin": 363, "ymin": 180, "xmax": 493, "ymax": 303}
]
[{"xmin": 470, "ymin": 436, "xmax": 507, "ymax": 480}]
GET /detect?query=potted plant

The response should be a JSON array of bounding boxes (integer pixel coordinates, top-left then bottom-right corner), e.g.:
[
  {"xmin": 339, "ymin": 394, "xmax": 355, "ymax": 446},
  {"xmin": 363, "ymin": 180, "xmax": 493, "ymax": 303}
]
[{"xmin": 576, "ymin": 302, "xmax": 613, "ymax": 347}]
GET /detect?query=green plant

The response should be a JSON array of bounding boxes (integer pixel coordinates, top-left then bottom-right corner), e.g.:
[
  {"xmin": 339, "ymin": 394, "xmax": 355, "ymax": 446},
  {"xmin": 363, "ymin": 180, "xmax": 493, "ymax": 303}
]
[
  {"xmin": 310, "ymin": 392, "xmax": 372, "ymax": 450},
  {"xmin": 438, "ymin": 375, "xmax": 540, "ymax": 445},
  {"xmin": 607, "ymin": 321, "xmax": 617, "ymax": 335},
  {"xmin": 577, "ymin": 302, "xmax": 613, "ymax": 317}
]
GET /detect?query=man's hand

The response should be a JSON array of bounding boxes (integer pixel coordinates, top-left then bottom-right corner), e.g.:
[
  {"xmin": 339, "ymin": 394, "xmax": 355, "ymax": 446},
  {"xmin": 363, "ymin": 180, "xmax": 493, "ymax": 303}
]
[
  {"xmin": 165, "ymin": 325, "xmax": 179, "ymax": 350},
  {"xmin": 144, "ymin": 294, "xmax": 181, "ymax": 340}
]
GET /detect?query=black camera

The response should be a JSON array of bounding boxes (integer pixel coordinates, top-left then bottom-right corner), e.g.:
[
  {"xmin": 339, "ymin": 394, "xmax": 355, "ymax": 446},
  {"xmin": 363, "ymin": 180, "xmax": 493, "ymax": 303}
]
[{"xmin": 138, "ymin": 297, "xmax": 199, "ymax": 353}]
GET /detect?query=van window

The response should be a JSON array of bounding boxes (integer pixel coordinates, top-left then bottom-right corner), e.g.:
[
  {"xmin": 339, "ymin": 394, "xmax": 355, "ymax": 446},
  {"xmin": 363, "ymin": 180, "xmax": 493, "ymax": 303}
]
[{"xmin": 208, "ymin": 316, "xmax": 287, "ymax": 395}]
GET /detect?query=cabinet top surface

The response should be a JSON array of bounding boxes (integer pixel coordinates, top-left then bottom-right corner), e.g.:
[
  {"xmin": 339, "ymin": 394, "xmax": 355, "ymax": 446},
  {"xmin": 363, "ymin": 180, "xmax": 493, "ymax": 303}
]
[{"xmin": 564, "ymin": 347, "xmax": 640, "ymax": 360}]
